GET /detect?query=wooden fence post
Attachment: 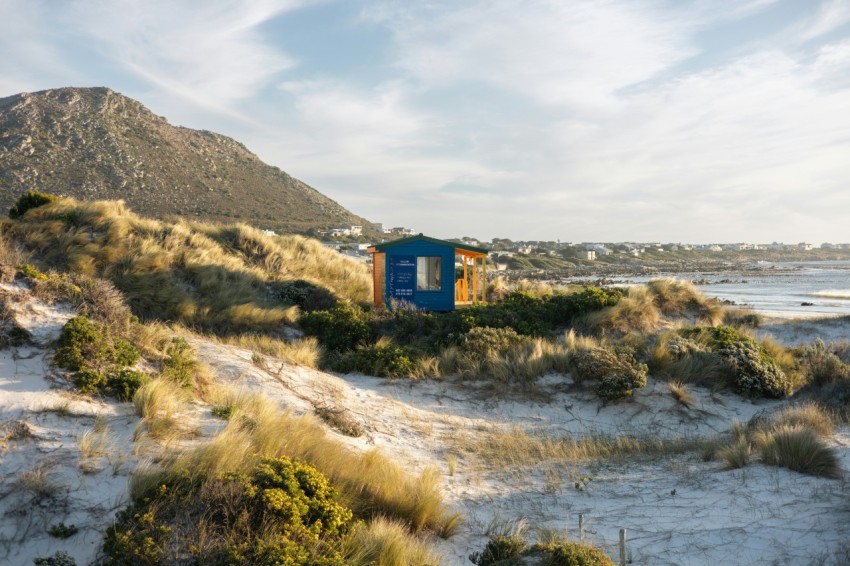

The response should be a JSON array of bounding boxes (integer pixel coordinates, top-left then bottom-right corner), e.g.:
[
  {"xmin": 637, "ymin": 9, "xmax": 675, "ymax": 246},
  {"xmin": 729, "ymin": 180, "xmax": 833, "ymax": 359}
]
[
  {"xmin": 619, "ymin": 528, "xmax": 627, "ymax": 566},
  {"xmin": 578, "ymin": 514, "xmax": 584, "ymax": 544}
]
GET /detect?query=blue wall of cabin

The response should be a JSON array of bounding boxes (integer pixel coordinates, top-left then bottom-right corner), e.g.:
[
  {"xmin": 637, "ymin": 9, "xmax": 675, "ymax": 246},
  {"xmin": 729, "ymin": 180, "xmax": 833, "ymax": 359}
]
[{"xmin": 383, "ymin": 241, "xmax": 455, "ymax": 311}]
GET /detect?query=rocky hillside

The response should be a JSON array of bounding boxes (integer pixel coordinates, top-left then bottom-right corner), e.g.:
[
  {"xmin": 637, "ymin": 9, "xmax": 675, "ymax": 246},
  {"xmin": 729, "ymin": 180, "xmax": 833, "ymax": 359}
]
[{"xmin": 0, "ymin": 87, "xmax": 374, "ymax": 235}]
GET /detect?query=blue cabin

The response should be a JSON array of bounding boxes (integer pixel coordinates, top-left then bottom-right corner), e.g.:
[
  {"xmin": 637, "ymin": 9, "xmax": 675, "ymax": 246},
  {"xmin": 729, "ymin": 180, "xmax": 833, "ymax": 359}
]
[{"xmin": 367, "ymin": 234, "xmax": 489, "ymax": 311}]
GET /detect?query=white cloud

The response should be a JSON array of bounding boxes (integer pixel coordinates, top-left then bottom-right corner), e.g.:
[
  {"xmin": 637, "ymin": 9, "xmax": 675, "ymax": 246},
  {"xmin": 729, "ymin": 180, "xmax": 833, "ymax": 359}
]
[
  {"xmin": 796, "ymin": 0, "xmax": 850, "ymax": 42},
  {"xmin": 365, "ymin": 0, "xmax": 698, "ymax": 109},
  {"xmin": 63, "ymin": 0, "xmax": 308, "ymax": 112}
]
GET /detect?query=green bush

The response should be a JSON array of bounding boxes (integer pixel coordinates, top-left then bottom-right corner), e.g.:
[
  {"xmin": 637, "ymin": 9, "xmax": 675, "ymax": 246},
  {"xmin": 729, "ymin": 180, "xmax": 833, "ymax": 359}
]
[
  {"xmin": 470, "ymin": 534, "xmax": 528, "ymax": 566},
  {"xmin": 299, "ymin": 302, "xmax": 372, "ymax": 353},
  {"xmin": 799, "ymin": 339, "xmax": 850, "ymax": 386},
  {"xmin": 540, "ymin": 542, "xmax": 615, "ymax": 566},
  {"xmin": 680, "ymin": 325, "xmax": 754, "ymax": 351},
  {"xmin": 462, "ymin": 326, "xmax": 531, "ymax": 358},
  {"xmin": 211, "ymin": 405, "xmax": 234, "ymax": 420},
  {"xmin": 160, "ymin": 337, "xmax": 196, "ymax": 387},
  {"xmin": 719, "ymin": 341, "xmax": 789, "ymax": 398},
  {"xmin": 9, "ymin": 191, "xmax": 58, "ymax": 219},
  {"xmin": 269, "ymin": 279, "xmax": 337, "ymax": 312},
  {"xmin": 104, "ymin": 457, "xmax": 354, "ymax": 565},
  {"xmin": 546, "ymin": 287, "xmax": 623, "ymax": 325},
  {"xmin": 48, "ymin": 522, "xmax": 79, "ymax": 539},
  {"xmin": 570, "ymin": 347, "xmax": 648, "ymax": 400},
  {"xmin": 54, "ymin": 316, "xmax": 142, "ymax": 398},
  {"xmin": 74, "ymin": 369, "xmax": 107, "ymax": 395},
  {"xmin": 54, "ymin": 316, "xmax": 139, "ymax": 373},
  {"xmin": 18, "ymin": 263, "xmax": 48, "ymax": 280},
  {"xmin": 33, "ymin": 551, "xmax": 77, "ymax": 566},
  {"xmin": 332, "ymin": 342, "xmax": 418, "ymax": 378},
  {"xmin": 109, "ymin": 369, "xmax": 150, "ymax": 402}
]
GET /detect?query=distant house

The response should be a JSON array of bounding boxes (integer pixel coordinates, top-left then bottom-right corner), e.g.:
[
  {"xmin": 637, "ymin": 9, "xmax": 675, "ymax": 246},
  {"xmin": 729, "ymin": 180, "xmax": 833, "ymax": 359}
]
[
  {"xmin": 581, "ymin": 250, "xmax": 596, "ymax": 261},
  {"xmin": 367, "ymin": 234, "xmax": 489, "ymax": 311}
]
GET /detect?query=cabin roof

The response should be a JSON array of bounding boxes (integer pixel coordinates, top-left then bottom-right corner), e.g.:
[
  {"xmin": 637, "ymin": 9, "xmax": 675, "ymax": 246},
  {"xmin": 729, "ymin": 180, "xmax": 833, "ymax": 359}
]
[{"xmin": 369, "ymin": 233, "xmax": 489, "ymax": 256}]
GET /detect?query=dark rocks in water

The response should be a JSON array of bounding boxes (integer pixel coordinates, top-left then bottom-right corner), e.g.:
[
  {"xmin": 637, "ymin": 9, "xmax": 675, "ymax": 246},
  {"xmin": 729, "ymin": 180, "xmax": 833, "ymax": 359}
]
[{"xmin": 801, "ymin": 302, "xmax": 815, "ymax": 306}]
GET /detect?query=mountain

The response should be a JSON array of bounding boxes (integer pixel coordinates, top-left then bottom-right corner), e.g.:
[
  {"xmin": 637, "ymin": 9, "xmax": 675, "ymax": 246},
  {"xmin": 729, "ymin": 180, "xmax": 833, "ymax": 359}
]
[{"xmin": 0, "ymin": 87, "xmax": 374, "ymax": 235}]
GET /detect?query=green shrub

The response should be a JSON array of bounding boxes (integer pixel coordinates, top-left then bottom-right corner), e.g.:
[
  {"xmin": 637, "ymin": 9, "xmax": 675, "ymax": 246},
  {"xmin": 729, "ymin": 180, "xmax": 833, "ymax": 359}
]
[
  {"xmin": 269, "ymin": 279, "xmax": 338, "ymax": 312},
  {"xmin": 462, "ymin": 326, "xmax": 531, "ymax": 358},
  {"xmin": 33, "ymin": 551, "xmax": 77, "ymax": 566},
  {"xmin": 546, "ymin": 287, "xmax": 623, "ymax": 325},
  {"xmin": 18, "ymin": 263, "xmax": 48, "ymax": 280},
  {"xmin": 680, "ymin": 325, "xmax": 754, "ymax": 351},
  {"xmin": 54, "ymin": 316, "xmax": 139, "ymax": 373},
  {"xmin": 104, "ymin": 457, "xmax": 354, "ymax": 565},
  {"xmin": 160, "ymin": 337, "xmax": 195, "ymax": 387},
  {"xmin": 109, "ymin": 369, "xmax": 150, "ymax": 402},
  {"xmin": 377, "ymin": 307, "xmax": 437, "ymax": 348},
  {"xmin": 54, "ymin": 316, "xmax": 142, "ymax": 397},
  {"xmin": 211, "ymin": 405, "xmax": 234, "ymax": 420},
  {"xmin": 470, "ymin": 534, "xmax": 528, "ymax": 566},
  {"xmin": 48, "ymin": 522, "xmax": 79, "ymax": 539},
  {"xmin": 719, "ymin": 341, "xmax": 789, "ymax": 398},
  {"xmin": 74, "ymin": 369, "xmax": 107, "ymax": 395},
  {"xmin": 570, "ymin": 347, "xmax": 648, "ymax": 400},
  {"xmin": 540, "ymin": 542, "xmax": 615, "ymax": 566},
  {"xmin": 9, "ymin": 191, "xmax": 58, "ymax": 219},
  {"xmin": 299, "ymin": 302, "xmax": 372, "ymax": 352},
  {"xmin": 332, "ymin": 342, "xmax": 418, "ymax": 378},
  {"xmin": 799, "ymin": 339, "xmax": 850, "ymax": 386},
  {"xmin": 238, "ymin": 457, "xmax": 353, "ymax": 539}
]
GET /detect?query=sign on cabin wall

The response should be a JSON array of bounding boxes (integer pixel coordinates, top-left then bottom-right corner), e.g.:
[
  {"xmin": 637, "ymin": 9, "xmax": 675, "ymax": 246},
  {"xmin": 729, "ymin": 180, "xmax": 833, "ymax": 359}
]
[{"xmin": 388, "ymin": 255, "xmax": 416, "ymax": 301}]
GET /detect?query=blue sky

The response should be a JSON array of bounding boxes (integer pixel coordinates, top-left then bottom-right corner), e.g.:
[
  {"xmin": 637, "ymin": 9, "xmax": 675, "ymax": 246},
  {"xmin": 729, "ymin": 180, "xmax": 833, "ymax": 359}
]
[{"xmin": 2, "ymin": 0, "xmax": 850, "ymax": 243}]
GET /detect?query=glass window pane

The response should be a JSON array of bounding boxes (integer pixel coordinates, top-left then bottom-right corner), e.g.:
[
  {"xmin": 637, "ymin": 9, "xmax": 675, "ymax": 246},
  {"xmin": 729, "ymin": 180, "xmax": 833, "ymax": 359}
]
[
  {"xmin": 430, "ymin": 257, "xmax": 441, "ymax": 290},
  {"xmin": 417, "ymin": 257, "xmax": 428, "ymax": 290}
]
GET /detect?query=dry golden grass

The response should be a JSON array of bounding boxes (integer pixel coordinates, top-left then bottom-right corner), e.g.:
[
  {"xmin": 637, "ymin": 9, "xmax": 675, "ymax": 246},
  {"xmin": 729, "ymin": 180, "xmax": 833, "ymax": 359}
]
[
  {"xmin": 668, "ymin": 381, "xmax": 694, "ymax": 408},
  {"xmin": 79, "ymin": 427, "xmax": 110, "ymax": 458},
  {"xmin": 136, "ymin": 387, "xmax": 458, "ymax": 537},
  {"xmin": 754, "ymin": 425, "xmax": 841, "ymax": 478},
  {"xmin": 440, "ymin": 338, "xmax": 571, "ymax": 388},
  {"xmin": 768, "ymin": 403, "xmax": 835, "ymax": 438},
  {"xmin": 342, "ymin": 517, "xmax": 446, "ymax": 566},
  {"xmin": 588, "ymin": 285, "xmax": 661, "ymax": 334},
  {"xmin": 450, "ymin": 426, "xmax": 701, "ymax": 469},
  {"xmin": 648, "ymin": 278, "xmax": 725, "ymax": 325},
  {"xmin": 20, "ymin": 463, "xmax": 60, "ymax": 498},
  {"xmin": 207, "ymin": 332, "xmax": 321, "ymax": 368},
  {"xmin": 562, "ymin": 329, "xmax": 605, "ymax": 353},
  {"xmin": 132, "ymin": 378, "xmax": 188, "ymax": 419},
  {"xmin": 719, "ymin": 437, "xmax": 751, "ymax": 469},
  {"xmin": 5, "ymin": 198, "xmax": 371, "ymax": 333}
]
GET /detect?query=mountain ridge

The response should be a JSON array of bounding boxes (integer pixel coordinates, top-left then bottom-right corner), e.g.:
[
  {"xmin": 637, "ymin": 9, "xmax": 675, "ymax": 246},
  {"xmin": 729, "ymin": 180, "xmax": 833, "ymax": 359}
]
[{"xmin": 0, "ymin": 86, "xmax": 374, "ymax": 235}]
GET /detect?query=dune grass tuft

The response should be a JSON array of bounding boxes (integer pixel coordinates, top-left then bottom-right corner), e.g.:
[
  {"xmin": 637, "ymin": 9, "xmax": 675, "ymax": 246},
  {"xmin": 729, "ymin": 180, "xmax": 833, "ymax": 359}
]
[
  {"xmin": 342, "ymin": 517, "xmax": 445, "ymax": 565},
  {"xmin": 754, "ymin": 425, "xmax": 841, "ymax": 478}
]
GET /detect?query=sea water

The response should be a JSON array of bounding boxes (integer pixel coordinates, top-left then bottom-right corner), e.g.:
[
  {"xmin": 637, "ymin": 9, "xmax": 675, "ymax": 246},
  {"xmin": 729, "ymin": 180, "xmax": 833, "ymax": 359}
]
[{"xmin": 578, "ymin": 260, "xmax": 850, "ymax": 318}]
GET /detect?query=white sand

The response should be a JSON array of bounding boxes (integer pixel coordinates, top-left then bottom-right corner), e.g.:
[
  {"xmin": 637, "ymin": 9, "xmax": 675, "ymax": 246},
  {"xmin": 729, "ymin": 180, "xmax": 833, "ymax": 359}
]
[{"xmin": 2, "ymin": 284, "xmax": 848, "ymax": 565}]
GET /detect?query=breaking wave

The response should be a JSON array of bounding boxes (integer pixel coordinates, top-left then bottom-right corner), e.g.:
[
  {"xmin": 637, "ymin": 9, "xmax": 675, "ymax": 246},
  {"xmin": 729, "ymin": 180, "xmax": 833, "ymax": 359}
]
[{"xmin": 810, "ymin": 290, "xmax": 850, "ymax": 300}]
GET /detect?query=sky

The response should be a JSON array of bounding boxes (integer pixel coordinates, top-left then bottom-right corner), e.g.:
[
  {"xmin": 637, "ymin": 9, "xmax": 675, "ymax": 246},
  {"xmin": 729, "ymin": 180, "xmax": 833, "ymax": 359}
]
[{"xmin": 2, "ymin": 0, "xmax": 850, "ymax": 244}]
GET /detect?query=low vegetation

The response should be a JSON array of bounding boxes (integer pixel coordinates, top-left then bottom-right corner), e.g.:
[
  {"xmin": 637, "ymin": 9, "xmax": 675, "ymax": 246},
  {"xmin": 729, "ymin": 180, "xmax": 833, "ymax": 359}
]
[
  {"xmin": 712, "ymin": 404, "xmax": 841, "ymax": 478},
  {"xmin": 2, "ymin": 195, "xmax": 371, "ymax": 333},
  {"xmin": 470, "ymin": 526, "xmax": 615, "ymax": 566},
  {"xmin": 111, "ymin": 387, "xmax": 456, "ymax": 564}
]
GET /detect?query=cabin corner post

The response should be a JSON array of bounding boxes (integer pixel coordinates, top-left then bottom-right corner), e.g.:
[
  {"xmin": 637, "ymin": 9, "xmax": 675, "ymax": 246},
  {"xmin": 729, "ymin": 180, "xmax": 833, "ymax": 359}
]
[{"xmin": 483, "ymin": 256, "xmax": 487, "ymax": 303}]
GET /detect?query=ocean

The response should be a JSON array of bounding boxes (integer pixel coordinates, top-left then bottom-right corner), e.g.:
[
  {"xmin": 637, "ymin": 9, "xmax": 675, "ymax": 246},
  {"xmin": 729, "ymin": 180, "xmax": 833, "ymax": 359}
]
[{"xmin": 577, "ymin": 260, "xmax": 850, "ymax": 318}]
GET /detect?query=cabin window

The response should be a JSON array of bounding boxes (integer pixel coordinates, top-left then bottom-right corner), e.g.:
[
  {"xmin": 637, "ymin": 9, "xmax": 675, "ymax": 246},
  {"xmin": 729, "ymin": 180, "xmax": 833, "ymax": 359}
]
[{"xmin": 416, "ymin": 256, "xmax": 442, "ymax": 291}]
